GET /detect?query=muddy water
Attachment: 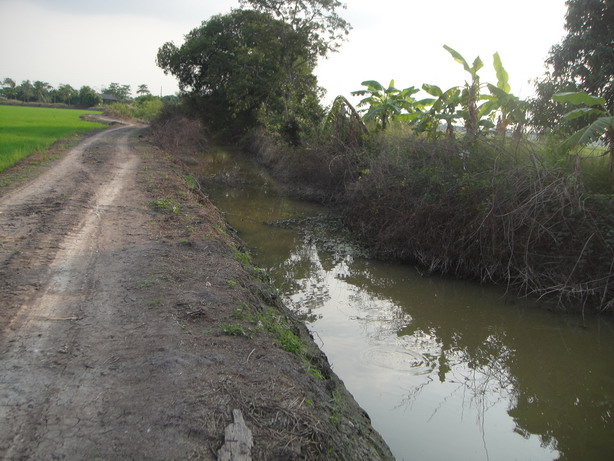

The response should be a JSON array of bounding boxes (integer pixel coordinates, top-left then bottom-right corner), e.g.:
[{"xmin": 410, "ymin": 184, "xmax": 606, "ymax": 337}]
[{"xmin": 199, "ymin": 149, "xmax": 614, "ymax": 461}]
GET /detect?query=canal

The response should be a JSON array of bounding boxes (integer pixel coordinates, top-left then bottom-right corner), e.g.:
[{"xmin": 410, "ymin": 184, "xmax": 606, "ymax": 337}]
[{"xmin": 198, "ymin": 148, "xmax": 614, "ymax": 461}]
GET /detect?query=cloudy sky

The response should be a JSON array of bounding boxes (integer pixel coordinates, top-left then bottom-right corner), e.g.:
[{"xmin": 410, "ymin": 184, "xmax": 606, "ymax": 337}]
[{"xmin": 0, "ymin": 0, "xmax": 567, "ymax": 104}]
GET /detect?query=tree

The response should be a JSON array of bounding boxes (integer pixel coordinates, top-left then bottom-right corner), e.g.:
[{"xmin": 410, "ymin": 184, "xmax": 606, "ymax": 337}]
[
  {"xmin": 531, "ymin": 0, "xmax": 614, "ymax": 133},
  {"xmin": 410, "ymin": 84, "xmax": 462, "ymax": 139},
  {"xmin": 547, "ymin": 0, "xmax": 614, "ymax": 112},
  {"xmin": 1, "ymin": 78, "xmax": 16, "ymax": 99},
  {"xmin": 553, "ymin": 91, "xmax": 614, "ymax": 175},
  {"xmin": 102, "ymin": 83, "xmax": 131, "ymax": 101},
  {"xmin": 33, "ymin": 80, "xmax": 52, "ymax": 103},
  {"xmin": 52, "ymin": 84, "xmax": 78, "ymax": 105},
  {"xmin": 484, "ymin": 53, "xmax": 526, "ymax": 138},
  {"xmin": 78, "ymin": 86, "xmax": 102, "ymax": 107},
  {"xmin": 157, "ymin": 9, "xmax": 322, "ymax": 136},
  {"xmin": 238, "ymin": 0, "xmax": 350, "ymax": 137},
  {"xmin": 16, "ymin": 80, "xmax": 34, "ymax": 102},
  {"xmin": 443, "ymin": 45, "xmax": 487, "ymax": 139},
  {"xmin": 238, "ymin": 0, "xmax": 351, "ymax": 57},
  {"xmin": 137, "ymin": 84, "xmax": 151, "ymax": 96}
]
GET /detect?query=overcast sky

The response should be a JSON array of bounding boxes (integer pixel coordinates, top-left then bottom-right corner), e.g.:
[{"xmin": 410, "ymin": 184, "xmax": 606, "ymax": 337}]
[{"xmin": 0, "ymin": 0, "xmax": 567, "ymax": 104}]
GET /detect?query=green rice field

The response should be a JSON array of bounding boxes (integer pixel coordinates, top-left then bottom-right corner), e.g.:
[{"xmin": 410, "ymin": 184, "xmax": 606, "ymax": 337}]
[{"xmin": 0, "ymin": 105, "xmax": 106, "ymax": 172}]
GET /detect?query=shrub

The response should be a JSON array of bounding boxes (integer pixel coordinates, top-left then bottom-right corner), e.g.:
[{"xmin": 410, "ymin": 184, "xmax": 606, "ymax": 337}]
[
  {"xmin": 135, "ymin": 98, "xmax": 163, "ymax": 121},
  {"xmin": 147, "ymin": 105, "xmax": 209, "ymax": 155},
  {"xmin": 105, "ymin": 102, "xmax": 135, "ymax": 119}
]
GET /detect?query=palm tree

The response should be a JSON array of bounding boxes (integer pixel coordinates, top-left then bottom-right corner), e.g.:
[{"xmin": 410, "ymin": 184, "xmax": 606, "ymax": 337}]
[{"xmin": 33, "ymin": 80, "xmax": 52, "ymax": 103}]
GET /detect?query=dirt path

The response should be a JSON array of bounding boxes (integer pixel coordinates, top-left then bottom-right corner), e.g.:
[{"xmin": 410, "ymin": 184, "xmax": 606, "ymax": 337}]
[{"xmin": 0, "ymin": 122, "xmax": 394, "ymax": 459}]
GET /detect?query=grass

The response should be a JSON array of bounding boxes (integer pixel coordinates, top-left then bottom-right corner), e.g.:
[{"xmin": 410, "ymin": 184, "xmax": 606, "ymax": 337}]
[
  {"xmin": 0, "ymin": 105, "xmax": 106, "ymax": 172},
  {"xmin": 232, "ymin": 304, "xmax": 325, "ymax": 377},
  {"xmin": 149, "ymin": 198, "xmax": 181, "ymax": 214}
]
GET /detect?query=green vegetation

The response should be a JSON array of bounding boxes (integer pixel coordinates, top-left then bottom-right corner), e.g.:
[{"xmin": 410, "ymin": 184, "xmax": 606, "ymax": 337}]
[
  {"xmin": 553, "ymin": 91, "xmax": 614, "ymax": 173},
  {"xmin": 0, "ymin": 105, "xmax": 105, "ymax": 172},
  {"xmin": 222, "ymin": 323, "xmax": 249, "ymax": 337},
  {"xmin": 104, "ymin": 97, "xmax": 164, "ymax": 121},
  {"xmin": 149, "ymin": 198, "xmax": 181, "ymax": 214},
  {"xmin": 157, "ymin": 0, "xmax": 347, "ymax": 140},
  {"xmin": 148, "ymin": 0, "xmax": 613, "ymax": 312},
  {"xmin": 233, "ymin": 303, "xmax": 325, "ymax": 376}
]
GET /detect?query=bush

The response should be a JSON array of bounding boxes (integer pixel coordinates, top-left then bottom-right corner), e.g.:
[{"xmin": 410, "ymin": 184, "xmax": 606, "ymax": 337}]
[
  {"xmin": 135, "ymin": 98, "xmax": 163, "ymax": 121},
  {"xmin": 105, "ymin": 102, "xmax": 135, "ymax": 119},
  {"xmin": 147, "ymin": 105, "xmax": 209, "ymax": 155}
]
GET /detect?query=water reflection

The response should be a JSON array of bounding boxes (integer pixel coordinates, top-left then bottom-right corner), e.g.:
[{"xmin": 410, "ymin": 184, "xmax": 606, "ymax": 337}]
[{"xmin": 200, "ymin": 150, "xmax": 614, "ymax": 461}]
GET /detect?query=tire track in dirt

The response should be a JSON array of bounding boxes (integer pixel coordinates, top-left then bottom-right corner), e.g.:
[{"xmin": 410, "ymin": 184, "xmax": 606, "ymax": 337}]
[{"xmin": 0, "ymin": 123, "xmax": 207, "ymax": 459}]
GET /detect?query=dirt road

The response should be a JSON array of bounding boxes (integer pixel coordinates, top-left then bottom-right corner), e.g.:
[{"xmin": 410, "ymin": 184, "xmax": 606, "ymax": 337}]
[{"xmin": 0, "ymin": 122, "xmax": 393, "ymax": 459}]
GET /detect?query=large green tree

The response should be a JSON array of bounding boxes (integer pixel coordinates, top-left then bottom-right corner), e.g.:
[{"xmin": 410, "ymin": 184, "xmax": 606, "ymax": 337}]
[
  {"xmin": 102, "ymin": 83, "xmax": 132, "ymax": 102},
  {"xmin": 52, "ymin": 83, "xmax": 78, "ymax": 105},
  {"xmin": 33, "ymin": 81, "xmax": 52, "ymax": 103},
  {"xmin": 548, "ymin": 0, "xmax": 614, "ymax": 111},
  {"xmin": 530, "ymin": 0, "xmax": 614, "ymax": 132},
  {"xmin": 78, "ymin": 86, "xmax": 102, "ymax": 107},
  {"xmin": 1, "ymin": 78, "xmax": 17, "ymax": 100},
  {"xmin": 238, "ymin": 0, "xmax": 351, "ymax": 57},
  {"xmin": 16, "ymin": 80, "xmax": 34, "ymax": 103},
  {"xmin": 157, "ymin": 9, "xmax": 322, "ymax": 137}
]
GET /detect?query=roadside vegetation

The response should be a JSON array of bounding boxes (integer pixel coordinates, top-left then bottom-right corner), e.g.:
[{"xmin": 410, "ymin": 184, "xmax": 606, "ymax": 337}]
[
  {"xmin": 0, "ymin": 105, "xmax": 106, "ymax": 172},
  {"xmin": 150, "ymin": 0, "xmax": 612, "ymax": 313}
]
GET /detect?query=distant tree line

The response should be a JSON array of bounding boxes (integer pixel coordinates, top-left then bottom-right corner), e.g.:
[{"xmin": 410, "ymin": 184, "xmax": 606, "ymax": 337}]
[{"xmin": 0, "ymin": 79, "xmax": 173, "ymax": 108}]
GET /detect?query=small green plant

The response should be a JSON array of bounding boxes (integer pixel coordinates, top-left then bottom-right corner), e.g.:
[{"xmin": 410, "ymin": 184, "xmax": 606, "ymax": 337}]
[
  {"xmin": 139, "ymin": 278, "xmax": 156, "ymax": 288},
  {"xmin": 184, "ymin": 173, "xmax": 199, "ymax": 190},
  {"xmin": 147, "ymin": 297, "xmax": 162, "ymax": 306},
  {"xmin": 222, "ymin": 324, "xmax": 249, "ymax": 337},
  {"xmin": 149, "ymin": 198, "xmax": 180, "ymax": 214},
  {"xmin": 306, "ymin": 363, "xmax": 325, "ymax": 379},
  {"xmin": 226, "ymin": 280, "xmax": 238, "ymax": 288},
  {"xmin": 275, "ymin": 328, "xmax": 302, "ymax": 354},
  {"xmin": 232, "ymin": 248, "xmax": 252, "ymax": 267},
  {"xmin": 233, "ymin": 304, "xmax": 327, "ymax": 376}
]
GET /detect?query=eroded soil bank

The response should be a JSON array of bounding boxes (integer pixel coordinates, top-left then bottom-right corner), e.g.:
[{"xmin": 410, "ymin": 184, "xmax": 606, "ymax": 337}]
[{"xmin": 0, "ymin": 121, "xmax": 393, "ymax": 460}]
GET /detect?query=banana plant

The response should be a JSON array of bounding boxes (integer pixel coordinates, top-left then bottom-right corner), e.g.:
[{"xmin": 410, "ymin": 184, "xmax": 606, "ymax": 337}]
[
  {"xmin": 553, "ymin": 91, "xmax": 614, "ymax": 175},
  {"xmin": 352, "ymin": 80, "xmax": 419, "ymax": 130},
  {"xmin": 481, "ymin": 52, "xmax": 525, "ymax": 138},
  {"xmin": 405, "ymin": 84, "xmax": 462, "ymax": 138},
  {"xmin": 443, "ymin": 45, "xmax": 485, "ymax": 138}
]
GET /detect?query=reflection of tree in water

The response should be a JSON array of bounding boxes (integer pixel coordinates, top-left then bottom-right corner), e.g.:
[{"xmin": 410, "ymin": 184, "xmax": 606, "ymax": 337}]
[
  {"xmin": 504, "ymin": 323, "xmax": 614, "ymax": 461},
  {"xmin": 271, "ymin": 226, "xmax": 614, "ymax": 460},
  {"xmin": 347, "ymin": 288, "xmax": 412, "ymax": 341},
  {"xmin": 274, "ymin": 241, "xmax": 331, "ymax": 316},
  {"xmin": 348, "ymin": 262, "xmax": 614, "ymax": 460}
]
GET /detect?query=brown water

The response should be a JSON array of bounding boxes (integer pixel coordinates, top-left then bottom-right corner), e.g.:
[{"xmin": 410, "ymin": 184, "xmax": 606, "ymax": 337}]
[{"xmin": 199, "ymin": 148, "xmax": 614, "ymax": 461}]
